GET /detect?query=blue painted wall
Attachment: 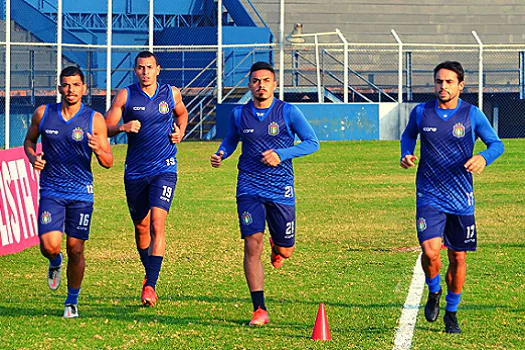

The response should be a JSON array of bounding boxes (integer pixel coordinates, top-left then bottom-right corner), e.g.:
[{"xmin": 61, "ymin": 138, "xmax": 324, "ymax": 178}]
[{"xmin": 215, "ymin": 103, "xmax": 380, "ymax": 141}]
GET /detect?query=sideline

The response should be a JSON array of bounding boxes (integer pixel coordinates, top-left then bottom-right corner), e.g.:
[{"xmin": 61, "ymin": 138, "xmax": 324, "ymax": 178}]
[{"xmin": 392, "ymin": 253, "xmax": 425, "ymax": 350}]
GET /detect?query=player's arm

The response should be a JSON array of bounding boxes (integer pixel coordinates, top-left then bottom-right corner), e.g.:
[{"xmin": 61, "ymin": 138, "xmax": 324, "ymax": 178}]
[
  {"xmin": 400, "ymin": 106, "xmax": 420, "ymax": 169},
  {"xmin": 170, "ymin": 87, "xmax": 188, "ymax": 143},
  {"xmin": 23, "ymin": 105, "xmax": 46, "ymax": 171},
  {"xmin": 105, "ymin": 88, "xmax": 141, "ymax": 136},
  {"xmin": 210, "ymin": 109, "xmax": 241, "ymax": 168},
  {"xmin": 267, "ymin": 105, "xmax": 319, "ymax": 166},
  {"xmin": 88, "ymin": 112, "xmax": 114, "ymax": 169},
  {"xmin": 464, "ymin": 107, "xmax": 504, "ymax": 174}
]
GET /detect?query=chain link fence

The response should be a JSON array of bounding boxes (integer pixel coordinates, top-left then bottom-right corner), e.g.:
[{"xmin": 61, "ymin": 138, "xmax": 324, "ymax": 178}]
[{"xmin": 2, "ymin": 0, "xmax": 525, "ymax": 146}]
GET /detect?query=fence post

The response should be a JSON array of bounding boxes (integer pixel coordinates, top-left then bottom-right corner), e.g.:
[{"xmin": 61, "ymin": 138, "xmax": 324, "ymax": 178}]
[
  {"xmin": 391, "ymin": 29, "xmax": 403, "ymax": 103},
  {"xmin": 106, "ymin": 0, "xmax": 113, "ymax": 113},
  {"xmin": 518, "ymin": 51, "xmax": 525, "ymax": 100},
  {"xmin": 279, "ymin": 0, "xmax": 284, "ymax": 100},
  {"xmin": 472, "ymin": 31, "xmax": 483, "ymax": 111},
  {"xmin": 5, "ymin": 0, "xmax": 11, "ymax": 148},
  {"xmin": 217, "ymin": 0, "xmax": 223, "ymax": 104},
  {"xmin": 335, "ymin": 29, "xmax": 348, "ymax": 103},
  {"xmin": 406, "ymin": 51, "xmax": 412, "ymax": 102},
  {"xmin": 314, "ymin": 34, "xmax": 322, "ymax": 103},
  {"xmin": 56, "ymin": 0, "xmax": 62, "ymax": 103}
]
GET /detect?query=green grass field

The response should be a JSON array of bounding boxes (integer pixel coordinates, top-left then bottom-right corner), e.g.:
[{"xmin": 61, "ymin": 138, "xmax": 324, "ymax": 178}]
[{"xmin": 0, "ymin": 140, "xmax": 523, "ymax": 349}]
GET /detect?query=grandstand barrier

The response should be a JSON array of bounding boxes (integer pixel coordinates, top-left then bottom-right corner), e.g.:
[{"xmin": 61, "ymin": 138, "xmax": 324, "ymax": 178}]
[
  {"xmin": 216, "ymin": 102, "xmax": 405, "ymax": 141},
  {"xmin": 0, "ymin": 146, "xmax": 40, "ymax": 256}
]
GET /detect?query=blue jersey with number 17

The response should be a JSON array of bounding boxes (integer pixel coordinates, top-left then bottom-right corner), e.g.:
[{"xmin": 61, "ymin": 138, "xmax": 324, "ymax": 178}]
[
  {"xmin": 401, "ymin": 99, "xmax": 504, "ymax": 215},
  {"xmin": 123, "ymin": 83, "xmax": 177, "ymax": 180},
  {"xmin": 217, "ymin": 98, "xmax": 319, "ymax": 205}
]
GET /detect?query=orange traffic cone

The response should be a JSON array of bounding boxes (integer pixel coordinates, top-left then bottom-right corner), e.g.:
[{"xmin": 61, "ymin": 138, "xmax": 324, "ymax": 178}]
[{"xmin": 311, "ymin": 303, "xmax": 331, "ymax": 340}]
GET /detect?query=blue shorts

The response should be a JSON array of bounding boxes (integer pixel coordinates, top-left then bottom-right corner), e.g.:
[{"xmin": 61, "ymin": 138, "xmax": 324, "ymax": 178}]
[
  {"xmin": 236, "ymin": 194, "xmax": 296, "ymax": 248},
  {"xmin": 38, "ymin": 197, "xmax": 94, "ymax": 241},
  {"xmin": 125, "ymin": 172, "xmax": 178, "ymax": 221},
  {"xmin": 416, "ymin": 205, "xmax": 477, "ymax": 251}
]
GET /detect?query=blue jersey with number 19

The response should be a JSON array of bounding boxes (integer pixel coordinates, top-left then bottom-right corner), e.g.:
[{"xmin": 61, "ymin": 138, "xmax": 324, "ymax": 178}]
[
  {"xmin": 401, "ymin": 99, "xmax": 504, "ymax": 215},
  {"xmin": 123, "ymin": 83, "xmax": 177, "ymax": 180},
  {"xmin": 39, "ymin": 103, "xmax": 94, "ymax": 202}
]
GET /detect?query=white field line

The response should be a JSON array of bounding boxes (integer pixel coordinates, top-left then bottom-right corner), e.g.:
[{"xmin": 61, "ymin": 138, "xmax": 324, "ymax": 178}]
[{"xmin": 393, "ymin": 253, "xmax": 425, "ymax": 350}]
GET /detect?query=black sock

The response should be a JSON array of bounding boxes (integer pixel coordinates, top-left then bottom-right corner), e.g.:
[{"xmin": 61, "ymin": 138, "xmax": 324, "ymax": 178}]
[{"xmin": 250, "ymin": 290, "xmax": 266, "ymax": 311}]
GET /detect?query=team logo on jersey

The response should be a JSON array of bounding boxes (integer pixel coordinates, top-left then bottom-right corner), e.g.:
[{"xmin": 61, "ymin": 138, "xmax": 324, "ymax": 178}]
[
  {"xmin": 268, "ymin": 122, "xmax": 279, "ymax": 136},
  {"xmin": 241, "ymin": 211, "xmax": 253, "ymax": 225},
  {"xmin": 158, "ymin": 101, "xmax": 170, "ymax": 114},
  {"xmin": 452, "ymin": 123, "xmax": 465, "ymax": 138},
  {"xmin": 417, "ymin": 217, "xmax": 427, "ymax": 232},
  {"xmin": 71, "ymin": 127, "xmax": 84, "ymax": 141},
  {"xmin": 41, "ymin": 211, "xmax": 52, "ymax": 225}
]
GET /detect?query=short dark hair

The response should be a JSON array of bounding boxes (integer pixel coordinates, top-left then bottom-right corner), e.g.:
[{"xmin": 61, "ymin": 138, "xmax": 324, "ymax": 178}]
[
  {"xmin": 60, "ymin": 66, "xmax": 84, "ymax": 84},
  {"xmin": 249, "ymin": 61, "xmax": 275, "ymax": 77},
  {"xmin": 134, "ymin": 51, "xmax": 158, "ymax": 67},
  {"xmin": 434, "ymin": 61, "xmax": 464, "ymax": 82}
]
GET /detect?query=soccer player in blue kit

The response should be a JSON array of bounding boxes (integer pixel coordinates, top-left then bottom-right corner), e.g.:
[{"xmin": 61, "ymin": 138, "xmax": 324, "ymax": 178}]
[
  {"xmin": 210, "ymin": 61, "xmax": 319, "ymax": 326},
  {"xmin": 24, "ymin": 66, "xmax": 114, "ymax": 318},
  {"xmin": 400, "ymin": 61, "xmax": 504, "ymax": 333},
  {"xmin": 106, "ymin": 51, "xmax": 188, "ymax": 307}
]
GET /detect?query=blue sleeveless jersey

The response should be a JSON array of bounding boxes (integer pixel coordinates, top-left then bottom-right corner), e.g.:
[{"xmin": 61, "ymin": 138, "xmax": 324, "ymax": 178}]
[
  {"xmin": 401, "ymin": 99, "xmax": 503, "ymax": 215},
  {"xmin": 123, "ymin": 83, "xmax": 178, "ymax": 180},
  {"xmin": 235, "ymin": 99, "xmax": 296, "ymax": 204},
  {"xmin": 39, "ymin": 103, "xmax": 95, "ymax": 202}
]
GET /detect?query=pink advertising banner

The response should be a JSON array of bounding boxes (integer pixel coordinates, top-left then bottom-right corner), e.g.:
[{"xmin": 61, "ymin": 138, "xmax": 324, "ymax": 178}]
[{"xmin": 0, "ymin": 145, "xmax": 41, "ymax": 256}]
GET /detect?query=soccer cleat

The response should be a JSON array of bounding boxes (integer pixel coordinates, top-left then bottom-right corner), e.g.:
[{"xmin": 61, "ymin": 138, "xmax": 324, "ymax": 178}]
[
  {"xmin": 269, "ymin": 238, "xmax": 284, "ymax": 268},
  {"xmin": 63, "ymin": 304, "xmax": 79, "ymax": 318},
  {"xmin": 444, "ymin": 311, "xmax": 462, "ymax": 333},
  {"xmin": 141, "ymin": 285, "xmax": 157, "ymax": 307},
  {"xmin": 424, "ymin": 289, "xmax": 442, "ymax": 322},
  {"xmin": 249, "ymin": 307, "xmax": 269, "ymax": 326},
  {"xmin": 47, "ymin": 253, "xmax": 63, "ymax": 291}
]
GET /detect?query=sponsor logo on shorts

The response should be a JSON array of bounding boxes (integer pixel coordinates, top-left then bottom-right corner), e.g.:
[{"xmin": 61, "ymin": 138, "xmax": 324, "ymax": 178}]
[
  {"xmin": 41, "ymin": 211, "xmax": 52, "ymax": 225},
  {"xmin": 159, "ymin": 101, "xmax": 170, "ymax": 114},
  {"xmin": 417, "ymin": 217, "xmax": 427, "ymax": 232},
  {"xmin": 71, "ymin": 127, "xmax": 84, "ymax": 141},
  {"xmin": 241, "ymin": 211, "xmax": 253, "ymax": 225},
  {"xmin": 452, "ymin": 122, "xmax": 465, "ymax": 138},
  {"xmin": 268, "ymin": 122, "xmax": 279, "ymax": 136}
]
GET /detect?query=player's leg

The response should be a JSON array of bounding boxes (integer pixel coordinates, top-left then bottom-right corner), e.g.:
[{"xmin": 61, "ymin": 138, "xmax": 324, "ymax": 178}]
[
  {"xmin": 125, "ymin": 177, "xmax": 151, "ymax": 279},
  {"xmin": 237, "ymin": 194, "xmax": 269, "ymax": 326},
  {"xmin": 416, "ymin": 206, "xmax": 447, "ymax": 322},
  {"xmin": 63, "ymin": 200, "xmax": 93, "ymax": 318},
  {"xmin": 441, "ymin": 214, "xmax": 476, "ymax": 333},
  {"xmin": 38, "ymin": 197, "xmax": 66, "ymax": 291},
  {"xmin": 266, "ymin": 201, "xmax": 296, "ymax": 268}
]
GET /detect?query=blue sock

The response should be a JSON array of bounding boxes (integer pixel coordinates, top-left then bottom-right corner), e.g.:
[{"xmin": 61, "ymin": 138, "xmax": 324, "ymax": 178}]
[
  {"xmin": 49, "ymin": 252, "xmax": 63, "ymax": 267},
  {"xmin": 445, "ymin": 291, "xmax": 462, "ymax": 312},
  {"xmin": 138, "ymin": 247, "xmax": 149, "ymax": 274},
  {"xmin": 250, "ymin": 291, "xmax": 266, "ymax": 311},
  {"xmin": 425, "ymin": 274, "xmax": 441, "ymax": 293},
  {"xmin": 145, "ymin": 256, "xmax": 163, "ymax": 289},
  {"xmin": 65, "ymin": 286, "xmax": 80, "ymax": 305}
]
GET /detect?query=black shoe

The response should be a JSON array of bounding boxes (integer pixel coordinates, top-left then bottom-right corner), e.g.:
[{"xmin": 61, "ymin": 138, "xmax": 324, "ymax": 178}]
[
  {"xmin": 424, "ymin": 289, "xmax": 442, "ymax": 322},
  {"xmin": 444, "ymin": 311, "xmax": 462, "ymax": 334}
]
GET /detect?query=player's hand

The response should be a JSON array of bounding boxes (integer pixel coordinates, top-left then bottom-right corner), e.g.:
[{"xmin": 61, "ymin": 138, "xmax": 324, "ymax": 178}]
[
  {"xmin": 121, "ymin": 120, "xmax": 141, "ymax": 133},
  {"xmin": 170, "ymin": 123, "xmax": 183, "ymax": 143},
  {"xmin": 262, "ymin": 149, "xmax": 281, "ymax": 167},
  {"xmin": 32, "ymin": 152, "xmax": 46, "ymax": 171},
  {"xmin": 464, "ymin": 154, "xmax": 487, "ymax": 174},
  {"xmin": 87, "ymin": 132, "xmax": 102, "ymax": 154},
  {"xmin": 400, "ymin": 155, "xmax": 417, "ymax": 169},
  {"xmin": 210, "ymin": 150, "xmax": 224, "ymax": 168}
]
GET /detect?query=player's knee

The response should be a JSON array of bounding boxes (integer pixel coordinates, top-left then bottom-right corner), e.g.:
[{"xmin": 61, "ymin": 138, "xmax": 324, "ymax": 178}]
[
  {"xmin": 66, "ymin": 244, "xmax": 84, "ymax": 262},
  {"xmin": 40, "ymin": 242, "xmax": 60, "ymax": 257}
]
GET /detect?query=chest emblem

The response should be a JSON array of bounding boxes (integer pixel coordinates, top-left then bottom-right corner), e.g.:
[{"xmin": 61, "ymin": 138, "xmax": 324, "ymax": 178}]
[
  {"xmin": 71, "ymin": 127, "xmax": 84, "ymax": 141},
  {"xmin": 452, "ymin": 123, "xmax": 465, "ymax": 138},
  {"xmin": 159, "ymin": 101, "xmax": 170, "ymax": 114},
  {"xmin": 268, "ymin": 122, "xmax": 280, "ymax": 136}
]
